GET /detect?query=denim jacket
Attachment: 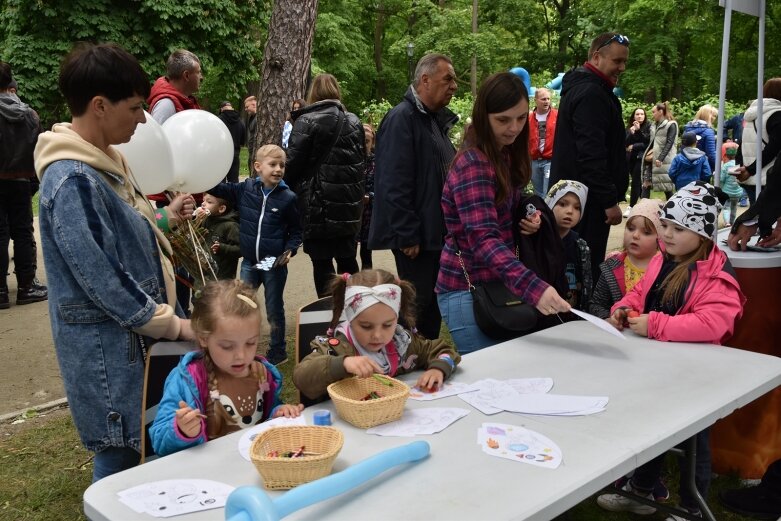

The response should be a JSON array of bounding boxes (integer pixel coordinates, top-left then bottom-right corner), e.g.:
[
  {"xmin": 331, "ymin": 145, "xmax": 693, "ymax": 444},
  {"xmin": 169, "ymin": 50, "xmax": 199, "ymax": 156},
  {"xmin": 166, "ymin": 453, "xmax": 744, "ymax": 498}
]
[{"xmin": 38, "ymin": 159, "xmax": 177, "ymax": 453}]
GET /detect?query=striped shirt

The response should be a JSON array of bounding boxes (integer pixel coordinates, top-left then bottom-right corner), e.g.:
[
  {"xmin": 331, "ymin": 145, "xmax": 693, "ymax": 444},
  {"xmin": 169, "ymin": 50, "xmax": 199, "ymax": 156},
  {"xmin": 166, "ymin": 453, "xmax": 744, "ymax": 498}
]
[{"xmin": 436, "ymin": 148, "xmax": 549, "ymax": 305}]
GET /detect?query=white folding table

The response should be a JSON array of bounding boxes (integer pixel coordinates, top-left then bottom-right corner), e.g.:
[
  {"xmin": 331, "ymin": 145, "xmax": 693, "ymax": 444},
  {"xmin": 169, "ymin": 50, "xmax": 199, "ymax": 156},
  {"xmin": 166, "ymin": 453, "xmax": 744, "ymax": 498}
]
[{"xmin": 84, "ymin": 321, "xmax": 781, "ymax": 520}]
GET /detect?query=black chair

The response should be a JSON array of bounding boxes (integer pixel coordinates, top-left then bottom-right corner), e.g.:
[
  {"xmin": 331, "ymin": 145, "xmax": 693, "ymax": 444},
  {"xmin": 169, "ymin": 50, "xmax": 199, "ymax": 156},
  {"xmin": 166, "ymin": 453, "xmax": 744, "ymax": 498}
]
[
  {"xmin": 140, "ymin": 341, "xmax": 198, "ymax": 463},
  {"xmin": 295, "ymin": 296, "xmax": 333, "ymax": 406}
]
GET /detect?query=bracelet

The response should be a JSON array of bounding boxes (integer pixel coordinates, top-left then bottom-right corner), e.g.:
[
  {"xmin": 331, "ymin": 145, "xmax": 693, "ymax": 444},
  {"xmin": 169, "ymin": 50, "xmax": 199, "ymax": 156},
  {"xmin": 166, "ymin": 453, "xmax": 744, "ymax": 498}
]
[{"xmin": 155, "ymin": 207, "xmax": 170, "ymax": 232}]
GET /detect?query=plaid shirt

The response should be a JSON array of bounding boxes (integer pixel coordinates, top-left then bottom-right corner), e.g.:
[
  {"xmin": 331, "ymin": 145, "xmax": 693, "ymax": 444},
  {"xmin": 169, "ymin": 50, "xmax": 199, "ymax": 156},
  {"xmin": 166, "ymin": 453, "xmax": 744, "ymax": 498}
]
[{"xmin": 436, "ymin": 148, "xmax": 549, "ymax": 305}]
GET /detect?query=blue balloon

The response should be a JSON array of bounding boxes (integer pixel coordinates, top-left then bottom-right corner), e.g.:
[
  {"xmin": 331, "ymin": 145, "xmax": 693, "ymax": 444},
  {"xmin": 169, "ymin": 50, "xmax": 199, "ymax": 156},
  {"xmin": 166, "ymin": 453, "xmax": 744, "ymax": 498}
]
[
  {"xmin": 225, "ymin": 441, "xmax": 431, "ymax": 521},
  {"xmin": 509, "ymin": 67, "xmax": 532, "ymax": 94},
  {"xmin": 546, "ymin": 72, "xmax": 565, "ymax": 92}
]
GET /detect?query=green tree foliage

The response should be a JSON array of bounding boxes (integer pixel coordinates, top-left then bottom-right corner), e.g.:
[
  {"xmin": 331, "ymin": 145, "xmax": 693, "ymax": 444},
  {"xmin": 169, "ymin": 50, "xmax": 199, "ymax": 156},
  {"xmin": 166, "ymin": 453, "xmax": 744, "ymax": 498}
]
[{"xmin": 0, "ymin": 0, "xmax": 267, "ymax": 125}]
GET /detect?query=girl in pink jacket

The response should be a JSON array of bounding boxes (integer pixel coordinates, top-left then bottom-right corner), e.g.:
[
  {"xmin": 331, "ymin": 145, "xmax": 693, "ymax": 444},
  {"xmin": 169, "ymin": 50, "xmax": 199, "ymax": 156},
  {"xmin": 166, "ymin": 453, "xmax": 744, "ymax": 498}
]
[
  {"xmin": 608, "ymin": 181, "xmax": 745, "ymax": 344},
  {"xmin": 599, "ymin": 181, "xmax": 745, "ymax": 518}
]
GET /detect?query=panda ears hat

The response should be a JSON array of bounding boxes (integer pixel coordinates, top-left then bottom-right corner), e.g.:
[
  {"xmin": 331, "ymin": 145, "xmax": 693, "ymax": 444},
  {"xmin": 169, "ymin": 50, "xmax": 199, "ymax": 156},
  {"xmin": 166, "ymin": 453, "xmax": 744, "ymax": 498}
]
[{"xmin": 660, "ymin": 181, "xmax": 728, "ymax": 238}]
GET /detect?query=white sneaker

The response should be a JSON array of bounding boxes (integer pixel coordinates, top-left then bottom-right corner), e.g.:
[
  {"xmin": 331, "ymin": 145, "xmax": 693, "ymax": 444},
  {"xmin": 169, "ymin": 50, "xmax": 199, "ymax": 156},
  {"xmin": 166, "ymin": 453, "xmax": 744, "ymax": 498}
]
[
  {"xmin": 665, "ymin": 507, "xmax": 702, "ymax": 520},
  {"xmin": 623, "ymin": 206, "xmax": 632, "ymax": 218},
  {"xmin": 597, "ymin": 482, "xmax": 657, "ymax": 515}
]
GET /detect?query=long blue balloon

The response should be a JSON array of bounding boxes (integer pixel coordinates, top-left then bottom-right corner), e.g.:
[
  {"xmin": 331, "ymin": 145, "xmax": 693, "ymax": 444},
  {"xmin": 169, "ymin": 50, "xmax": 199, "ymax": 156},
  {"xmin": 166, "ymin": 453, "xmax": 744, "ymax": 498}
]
[{"xmin": 225, "ymin": 441, "xmax": 430, "ymax": 521}]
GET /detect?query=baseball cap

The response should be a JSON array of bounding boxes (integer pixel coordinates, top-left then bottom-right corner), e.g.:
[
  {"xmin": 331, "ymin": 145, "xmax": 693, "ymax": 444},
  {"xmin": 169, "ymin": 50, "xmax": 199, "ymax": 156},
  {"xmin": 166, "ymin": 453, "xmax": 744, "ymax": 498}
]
[{"xmin": 681, "ymin": 132, "xmax": 698, "ymax": 147}]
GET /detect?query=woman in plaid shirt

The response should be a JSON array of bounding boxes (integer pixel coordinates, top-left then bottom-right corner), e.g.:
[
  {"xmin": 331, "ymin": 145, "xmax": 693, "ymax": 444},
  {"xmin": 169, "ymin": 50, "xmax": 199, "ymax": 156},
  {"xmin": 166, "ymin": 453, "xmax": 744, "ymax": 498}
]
[{"xmin": 436, "ymin": 72, "xmax": 571, "ymax": 354}]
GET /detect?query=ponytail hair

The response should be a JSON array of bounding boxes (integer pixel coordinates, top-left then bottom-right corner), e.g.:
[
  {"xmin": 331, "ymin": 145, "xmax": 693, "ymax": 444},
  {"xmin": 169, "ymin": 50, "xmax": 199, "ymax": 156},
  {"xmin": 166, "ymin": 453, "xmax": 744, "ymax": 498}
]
[{"xmin": 327, "ymin": 269, "xmax": 417, "ymax": 331}]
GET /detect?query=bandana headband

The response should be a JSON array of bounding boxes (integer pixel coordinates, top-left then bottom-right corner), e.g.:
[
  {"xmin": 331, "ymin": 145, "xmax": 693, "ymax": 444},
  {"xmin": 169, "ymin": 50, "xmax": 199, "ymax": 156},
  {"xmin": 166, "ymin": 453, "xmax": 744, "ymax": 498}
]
[{"xmin": 344, "ymin": 284, "xmax": 402, "ymax": 322}]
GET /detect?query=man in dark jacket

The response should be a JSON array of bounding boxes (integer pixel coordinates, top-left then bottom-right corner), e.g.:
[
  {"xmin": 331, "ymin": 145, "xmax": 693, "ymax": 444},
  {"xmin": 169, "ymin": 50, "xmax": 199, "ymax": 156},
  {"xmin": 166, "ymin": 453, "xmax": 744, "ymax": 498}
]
[
  {"xmin": 218, "ymin": 101, "xmax": 247, "ymax": 183},
  {"xmin": 369, "ymin": 53, "xmax": 458, "ymax": 340},
  {"xmin": 0, "ymin": 61, "xmax": 47, "ymax": 308},
  {"xmin": 244, "ymin": 95, "xmax": 257, "ymax": 177},
  {"xmin": 550, "ymin": 33, "xmax": 629, "ymax": 281}
]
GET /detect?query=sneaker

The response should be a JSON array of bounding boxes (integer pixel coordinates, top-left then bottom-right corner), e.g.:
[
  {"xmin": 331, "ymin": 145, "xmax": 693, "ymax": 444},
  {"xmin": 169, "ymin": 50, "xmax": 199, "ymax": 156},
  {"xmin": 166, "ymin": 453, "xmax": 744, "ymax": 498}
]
[
  {"xmin": 665, "ymin": 506, "xmax": 702, "ymax": 520},
  {"xmin": 0, "ymin": 289, "xmax": 8, "ymax": 310},
  {"xmin": 623, "ymin": 206, "xmax": 632, "ymax": 218},
  {"xmin": 31, "ymin": 278, "xmax": 47, "ymax": 291},
  {"xmin": 16, "ymin": 285, "xmax": 48, "ymax": 305},
  {"xmin": 739, "ymin": 196, "xmax": 749, "ymax": 207},
  {"xmin": 613, "ymin": 476, "xmax": 670, "ymax": 502},
  {"xmin": 597, "ymin": 482, "xmax": 657, "ymax": 515}
]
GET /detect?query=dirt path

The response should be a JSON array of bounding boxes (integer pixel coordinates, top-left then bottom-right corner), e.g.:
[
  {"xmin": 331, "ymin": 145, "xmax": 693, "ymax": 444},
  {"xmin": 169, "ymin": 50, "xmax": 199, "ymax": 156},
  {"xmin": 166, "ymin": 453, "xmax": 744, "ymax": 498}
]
[{"xmin": 0, "ymin": 212, "xmax": 635, "ymax": 417}]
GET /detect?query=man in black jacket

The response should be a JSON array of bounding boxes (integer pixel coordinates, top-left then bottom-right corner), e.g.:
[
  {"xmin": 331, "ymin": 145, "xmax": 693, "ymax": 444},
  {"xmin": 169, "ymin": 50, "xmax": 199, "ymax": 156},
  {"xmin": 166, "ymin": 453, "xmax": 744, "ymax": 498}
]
[
  {"xmin": 550, "ymin": 33, "xmax": 630, "ymax": 280},
  {"xmin": 369, "ymin": 53, "xmax": 458, "ymax": 340},
  {"xmin": 0, "ymin": 61, "xmax": 47, "ymax": 308}
]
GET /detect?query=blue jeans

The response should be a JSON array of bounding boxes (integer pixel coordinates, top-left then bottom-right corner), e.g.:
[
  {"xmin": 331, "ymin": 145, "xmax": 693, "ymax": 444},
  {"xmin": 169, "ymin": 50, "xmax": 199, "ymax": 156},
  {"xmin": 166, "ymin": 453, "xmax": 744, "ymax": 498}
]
[
  {"xmin": 437, "ymin": 290, "xmax": 496, "ymax": 355},
  {"xmin": 240, "ymin": 259, "xmax": 288, "ymax": 357},
  {"xmin": 92, "ymin": 446, "xmax": 140, "ymax": 482},
  {"xmin": 531, "ymin": 159, "xmax": 551, "ymax": 198}
]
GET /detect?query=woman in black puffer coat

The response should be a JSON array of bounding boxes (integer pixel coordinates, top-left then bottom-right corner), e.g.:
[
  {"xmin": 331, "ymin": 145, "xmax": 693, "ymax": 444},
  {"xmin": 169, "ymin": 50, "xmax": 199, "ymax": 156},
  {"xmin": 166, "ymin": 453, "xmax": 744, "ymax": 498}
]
[{"xmin": 285, "ymin": 74, "xmax": 365, "ymax": 297}]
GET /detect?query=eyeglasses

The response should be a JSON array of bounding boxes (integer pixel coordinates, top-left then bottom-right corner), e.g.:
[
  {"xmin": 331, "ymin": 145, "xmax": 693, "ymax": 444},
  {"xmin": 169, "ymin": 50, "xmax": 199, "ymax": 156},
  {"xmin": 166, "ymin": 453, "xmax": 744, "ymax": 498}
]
[{"xmin": 596, "ymin": 34, "xmax": 630, "ymax": 51}]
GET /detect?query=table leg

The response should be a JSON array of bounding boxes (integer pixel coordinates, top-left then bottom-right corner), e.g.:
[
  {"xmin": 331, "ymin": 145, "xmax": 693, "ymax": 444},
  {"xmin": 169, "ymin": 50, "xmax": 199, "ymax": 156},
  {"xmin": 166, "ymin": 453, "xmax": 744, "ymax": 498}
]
[{"xmin": 679, "ymin": 437, "xmax": 716, "ymax": 521}]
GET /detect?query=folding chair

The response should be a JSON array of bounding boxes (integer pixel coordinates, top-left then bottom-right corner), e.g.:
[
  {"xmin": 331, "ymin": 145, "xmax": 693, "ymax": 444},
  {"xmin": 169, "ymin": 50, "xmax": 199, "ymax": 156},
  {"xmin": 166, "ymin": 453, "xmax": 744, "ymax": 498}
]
[
  {"xmin": 295, "ymin": 296, "xmax": 333, "ymax": 406},
  {"xmin": 139, "ymin": 341, "xmax": 198, "ymax": 463}
]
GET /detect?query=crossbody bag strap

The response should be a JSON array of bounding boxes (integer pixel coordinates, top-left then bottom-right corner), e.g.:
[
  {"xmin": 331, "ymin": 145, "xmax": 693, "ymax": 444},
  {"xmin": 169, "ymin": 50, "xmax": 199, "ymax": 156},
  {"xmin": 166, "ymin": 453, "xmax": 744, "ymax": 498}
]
[{"xmin": 316, "ymin": 109, "xmax": 345, "ymax": 171}]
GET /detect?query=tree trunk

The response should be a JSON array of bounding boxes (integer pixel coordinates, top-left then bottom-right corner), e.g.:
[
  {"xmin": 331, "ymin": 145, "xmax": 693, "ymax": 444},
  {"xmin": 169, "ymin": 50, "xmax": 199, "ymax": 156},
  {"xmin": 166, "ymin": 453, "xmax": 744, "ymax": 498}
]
[
  {"xmin": 471, "ymin": 0, "xmax": 477, "ymax": 96},
  {"xmin": 373, "ymin": 1, "xmax": 387, "ymax": 100},
  {"xmin": 255, "ymin": 0, "xmax": 319, "ymax": 149}
]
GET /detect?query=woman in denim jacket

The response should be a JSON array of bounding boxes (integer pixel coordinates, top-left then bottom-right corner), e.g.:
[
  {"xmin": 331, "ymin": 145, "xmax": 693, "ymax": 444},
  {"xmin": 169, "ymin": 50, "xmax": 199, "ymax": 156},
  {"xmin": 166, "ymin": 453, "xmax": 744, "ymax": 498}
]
[{"xmin": 34, "ymin": 43, "xmax": 195, "ymax": 481}]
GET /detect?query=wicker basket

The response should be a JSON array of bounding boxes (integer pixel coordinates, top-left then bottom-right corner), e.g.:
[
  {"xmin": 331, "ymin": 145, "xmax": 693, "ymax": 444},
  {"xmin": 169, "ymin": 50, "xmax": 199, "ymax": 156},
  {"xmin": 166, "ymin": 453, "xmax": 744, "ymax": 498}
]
[
  {"xmin": 249, "ymin": 426, "xmax": 343, "ymax": 490},
  {"xmin": 327, "ymin": 375, "xmax": 410, "ymax": 429}
]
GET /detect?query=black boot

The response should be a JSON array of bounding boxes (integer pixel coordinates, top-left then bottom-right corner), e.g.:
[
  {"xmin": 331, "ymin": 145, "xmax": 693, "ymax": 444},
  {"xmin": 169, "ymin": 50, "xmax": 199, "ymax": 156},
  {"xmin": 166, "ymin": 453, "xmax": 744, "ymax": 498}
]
[
  {"xmin": 17, "ymin": 284, "xmax": 47, "ymax": 305},
  {"xmin": 719, "ymin": 485, "xmax": 781, "ymax": 520},
  {"xmin": 0, "ymin": 288, "xmax": 8, "ymax": 310}
]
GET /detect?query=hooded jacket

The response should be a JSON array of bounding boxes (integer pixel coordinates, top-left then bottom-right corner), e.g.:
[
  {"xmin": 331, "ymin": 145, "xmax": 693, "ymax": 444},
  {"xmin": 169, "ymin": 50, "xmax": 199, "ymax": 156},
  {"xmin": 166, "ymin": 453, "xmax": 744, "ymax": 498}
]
[
  {"xmin": 549, "ymin": 66, "xmax": 628, "ymax": 210},
  {"xmin": 34, "ymin": 124, "xmax": 184, "ymax": 452},
  {"xmin": 0, "ymin": 93, "xmax": 42, "ymax": 179},
  {"xmin": 284, "ymin": 100, "xmax": 365, "ymax": 241},
  {"xmin": 611, "ymin": 245, "xmax": 745, "ymax": 344},
  {"xmin": 150, "ymin": 351, "xmax": 282, "ymax": 457},
  {"xmin": 682, "ymin": 120, "xmax": 717, "ymax": 172},
  {"xmin": 202, "ymin": 210, "xmax": 240, "ymax": 279},
  {"xmin": 739, "ymin": 98, "xmax": 781, "ymax": 186},
  {"xmin": 668, "ymin": 146, "xmax": 712, "ymax": 190}
]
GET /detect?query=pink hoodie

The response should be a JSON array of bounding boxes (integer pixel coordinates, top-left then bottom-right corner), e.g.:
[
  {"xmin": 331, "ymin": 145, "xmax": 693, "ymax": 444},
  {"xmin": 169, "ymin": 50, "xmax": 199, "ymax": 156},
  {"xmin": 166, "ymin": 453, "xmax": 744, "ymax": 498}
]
[{"xmin": 611, "ymin": 244, "xmax": 745, "ymax": 344}]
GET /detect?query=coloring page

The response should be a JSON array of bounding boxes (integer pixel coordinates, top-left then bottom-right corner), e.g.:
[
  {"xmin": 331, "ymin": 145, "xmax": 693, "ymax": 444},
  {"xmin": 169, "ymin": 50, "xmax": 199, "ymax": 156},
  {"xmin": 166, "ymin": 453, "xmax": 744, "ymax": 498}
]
[
  {"xmin": 458, "ymin": 379, "xmax": 524, "ymax": 414},
  {"xmin": 408, "ymin": 381, "xmax": 479, "ymax": 401},
  {"xmin": 366, "ymin": 407, "xmax": 470, "ymax": 436},
  {"xmin": 117, "ymin": 479, "xmax": 234, "ymax": 517},
  {"xmin": 492, "ymin": 393, "xmax": 608, "ymax": 416},
  {"xmin": 238, "ymin": 415, "xmax": 307, "ymax": 461},
  {"xmin": 477, "ymin": 423, "xmax": 562, "ymax": 469},
  {"xmin": 570, "ymin": 309, "xmax": 626, "ymax": 340},
  {"xmin": 506, "ymin": 377, "xmax": 554, "ymax": 395}
]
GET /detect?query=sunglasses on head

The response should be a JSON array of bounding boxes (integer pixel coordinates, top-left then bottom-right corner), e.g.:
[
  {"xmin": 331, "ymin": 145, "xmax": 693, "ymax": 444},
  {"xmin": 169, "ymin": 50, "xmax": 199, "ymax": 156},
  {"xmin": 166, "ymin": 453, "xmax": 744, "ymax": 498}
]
[{"xmin": 597, "ymin": 34, "xmax": 630, "ymax": 51}]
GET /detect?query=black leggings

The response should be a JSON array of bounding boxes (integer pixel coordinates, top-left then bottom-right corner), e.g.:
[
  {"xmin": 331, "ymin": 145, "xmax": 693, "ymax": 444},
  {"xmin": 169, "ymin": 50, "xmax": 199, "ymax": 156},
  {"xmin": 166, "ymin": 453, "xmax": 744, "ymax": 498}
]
[{"xmin": 311, "ymin": 256, "xmax": 359, "ymax": 298}]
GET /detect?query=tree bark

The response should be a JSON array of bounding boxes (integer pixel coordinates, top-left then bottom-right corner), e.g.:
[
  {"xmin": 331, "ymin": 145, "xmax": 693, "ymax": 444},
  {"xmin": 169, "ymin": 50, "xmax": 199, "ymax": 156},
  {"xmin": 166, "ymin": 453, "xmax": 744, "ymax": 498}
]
[
  {"xmin": 255, "ymin": 0, "xmax": 319, "ymax": 150},
  {"xmin": 471, "ymin": 0, "xmax": 477, "ymax": 96},
  {"xmin": 373, "ymin": 1, "xmax": 387, "ymax": 100}
]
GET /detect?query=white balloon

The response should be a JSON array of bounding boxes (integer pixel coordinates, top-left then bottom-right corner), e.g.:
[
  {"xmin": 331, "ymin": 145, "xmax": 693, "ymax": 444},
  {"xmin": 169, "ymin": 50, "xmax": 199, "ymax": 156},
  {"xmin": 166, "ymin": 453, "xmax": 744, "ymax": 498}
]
[
  {"xmin": 115, "ymin": 111, "xmax": 175, "ymax": 194},
  {"xmin": 162, "ymin": 110, "xmax": 233, "ymax": 193}
]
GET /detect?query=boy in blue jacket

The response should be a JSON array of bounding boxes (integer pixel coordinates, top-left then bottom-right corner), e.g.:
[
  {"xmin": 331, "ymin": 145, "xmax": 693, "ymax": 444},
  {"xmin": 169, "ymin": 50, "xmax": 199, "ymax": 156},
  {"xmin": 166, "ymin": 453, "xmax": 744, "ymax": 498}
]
[
  {"xmin": 208, "ymin": 145, "xmax": 302, "ymax": 365},
  {"xmin": 668, "ymin": 132, "xmax": 712, "ymax": 190}
]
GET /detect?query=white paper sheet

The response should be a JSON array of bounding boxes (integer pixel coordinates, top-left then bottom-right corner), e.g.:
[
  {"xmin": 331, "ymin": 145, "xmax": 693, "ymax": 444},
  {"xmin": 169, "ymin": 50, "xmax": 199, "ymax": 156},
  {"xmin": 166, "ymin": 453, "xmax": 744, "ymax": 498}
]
[
  {"xmin": 237, "ymin": 416, "xmax": 308, "ymax": 461},
  {"xmin": 477, "ymin": 423, "xmax": 562, "ymax": 469},
  {"xmin": 491, "ymin": 393, "xmax": 608, "ymax": 416},
  {"xmin": 408, "ymin": 381, "xmax": 479, "ymax": 401},
  {"xmin": 366, "ymin": 407, "xmax": 470, "ymax": 437},
  {"xmin": 117, "ymin": 479, "xmax": 234, "ymax": 517},
  {"xmin": 570, "ymin": 308, "xmax": 626, "ymax": 340},
  {"xmin": 459, "ymin": 378, "xmax": 554, "ymax": 414}
]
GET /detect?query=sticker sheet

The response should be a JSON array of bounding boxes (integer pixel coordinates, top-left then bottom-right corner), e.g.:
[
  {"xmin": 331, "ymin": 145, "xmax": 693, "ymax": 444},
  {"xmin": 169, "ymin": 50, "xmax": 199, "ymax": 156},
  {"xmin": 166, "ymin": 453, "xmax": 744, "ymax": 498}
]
[
  {"xmin": 408, "ymin": 381, "xmax": 479, "ymax": 401},
  {"xmin": 366, "ymin": 407, "xmax": 470, "ymax": 436},
  {"xmin": 477, "ymin": 423, "xmax": 562, "ymax": 469}
]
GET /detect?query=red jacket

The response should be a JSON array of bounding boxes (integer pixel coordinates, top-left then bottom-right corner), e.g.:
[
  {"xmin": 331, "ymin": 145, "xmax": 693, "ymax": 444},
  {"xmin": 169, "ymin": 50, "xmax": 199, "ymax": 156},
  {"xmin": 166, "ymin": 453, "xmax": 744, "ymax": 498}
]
[
  {"xmin": 528, "ymin": 108, "xmax": 557, "ymax": 160},
  {"xmin": 147, "ymin": 77, "xmax": 201, "ymax": 113}
]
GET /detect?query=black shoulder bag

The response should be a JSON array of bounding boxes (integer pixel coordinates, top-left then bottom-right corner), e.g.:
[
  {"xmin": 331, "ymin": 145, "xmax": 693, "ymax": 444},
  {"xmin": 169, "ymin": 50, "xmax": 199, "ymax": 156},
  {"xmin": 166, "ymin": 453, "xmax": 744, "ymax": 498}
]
[{"xmin": 452, "ymin": 235, "xmax": 537, "ymax": 340}]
